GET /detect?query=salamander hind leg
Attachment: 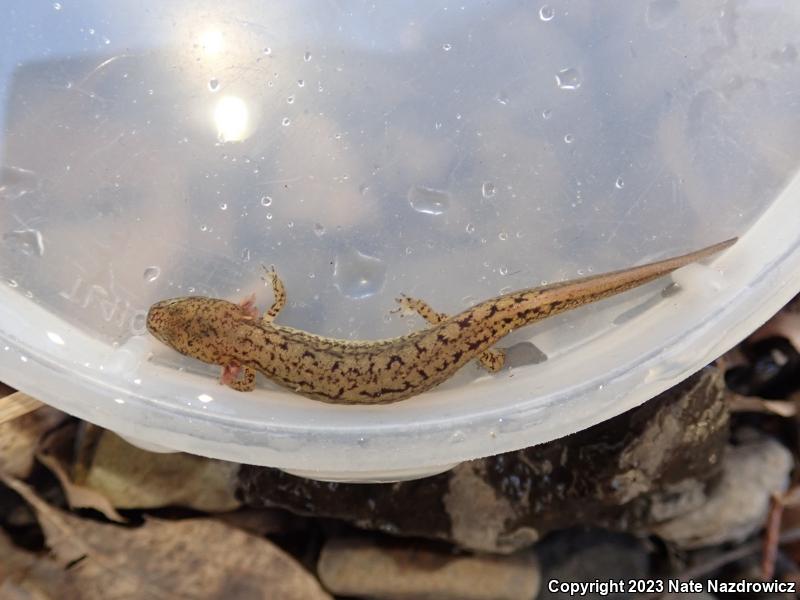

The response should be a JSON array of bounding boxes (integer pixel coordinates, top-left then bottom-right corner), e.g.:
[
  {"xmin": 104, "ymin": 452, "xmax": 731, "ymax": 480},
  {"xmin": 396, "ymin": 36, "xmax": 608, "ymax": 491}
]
[
  {"xmin": 479, "ymin": 348, "xmax": 506, "ymax": 372},
  {"xmin": 260, "ymin": 264, "xmax": 287, "ymax": 323},
  {"xmin": 393, "ymin": 294, "xmax": 506, "ymax": 372},
  {"xmin": 392, "ymin": 294, "xmax": 447, "ymax": 324},
  {"xmin": 219, "ymin": 363, "xmax": 257, "ymax": 392}
]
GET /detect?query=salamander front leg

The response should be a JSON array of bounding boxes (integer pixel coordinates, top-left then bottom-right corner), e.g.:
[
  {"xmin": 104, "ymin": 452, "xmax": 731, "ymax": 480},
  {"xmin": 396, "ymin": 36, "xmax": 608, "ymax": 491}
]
[
  {"xmin": 393, "ymin": 294, "xmax": 506, "ymax": 372},
  {"xmin": 261, "ymin": 264, "xmax": 287, "ymax": 323},
  {"xmin": 220, "ymin": 362, "xmax": 257, "ymax": 392},
  {"xmin": 238, "ymin": 293, "xmax": 260, "ymax": 319}
]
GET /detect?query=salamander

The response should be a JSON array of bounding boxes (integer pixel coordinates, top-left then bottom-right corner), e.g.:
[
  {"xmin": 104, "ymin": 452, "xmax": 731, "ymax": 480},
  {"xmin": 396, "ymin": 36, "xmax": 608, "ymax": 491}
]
[{"xmin": 146, "ymin": 237, "xmax": 736, "ymax": 403}]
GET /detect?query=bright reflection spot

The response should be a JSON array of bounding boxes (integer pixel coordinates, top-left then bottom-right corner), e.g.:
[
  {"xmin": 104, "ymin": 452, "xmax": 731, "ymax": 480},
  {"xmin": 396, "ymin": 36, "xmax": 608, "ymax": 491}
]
[
  {"xmin": 214, "ymin": 96, "xmax": 249, "ymax": 142},
  {"xmin": 46, "ymin": 331, "xmax": 65, "ymax": 345},
  {"xmin": 114, "ymin": 398, "xmax": 125, "ymax": 404},
  {"xmin": 199, "ymin": 30, "xmax": 224, "ymax": 55},
  {"xmin": 198, "ymin": 393, "xmax": 214, "ymax": 403}
]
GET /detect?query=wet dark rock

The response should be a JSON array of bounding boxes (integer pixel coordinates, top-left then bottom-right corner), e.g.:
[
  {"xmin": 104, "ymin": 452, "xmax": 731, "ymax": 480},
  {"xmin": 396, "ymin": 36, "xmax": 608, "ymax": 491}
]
[
  {"xmin": 536, "ymin": 529, "xmax": 649, "ymax": 600},
  {"xmin": 237, "ymin": 367, "xmax": 729, "ymax": 553},
  {"xmin": 725, "ymin": 337, "xmax": 800, "ymax": 399}
]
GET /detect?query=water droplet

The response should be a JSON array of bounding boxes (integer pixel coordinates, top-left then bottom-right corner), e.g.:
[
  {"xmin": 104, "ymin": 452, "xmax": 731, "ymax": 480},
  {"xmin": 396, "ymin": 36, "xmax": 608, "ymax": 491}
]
[
  {"xmin": 615, "ymin": 176, "xmax": 625, "ymax": 189},
  {"xmin": 770, "ymin": 44, "xmax": 798, "ymax": 65},
  {"xmin": 313, "ymin": 223, "xmax": 325, "ymax": 236},
  {"xmin": 260, "ymin": 195, "xmax": 273, "ymax": 207},
  {"xmin": 281, "ymin": 117, "xmax": 291, "ymax": 126},
  {"xmin": 303, "ymin": 51, "xmax": 312, "ymax": 62},
  {"xmin": 465, "ymin": 223, "xmax": 476, "ymax": 234},
  {"xmin": 405, "ymin": 247, "xmax": 413, "ymax": 255},
  {"xmin": 263, "ymin": 47, "xmax": 272, "ymax": 55},
  {"xmin": 287, "ymin": 220, "xmax": 294, "ymax": 228},
  {"xmin": 219, "ymin": 202, "xmax": 228, "ymax": 210},
  {"xmin": 442, "ymin": 43, "xmax": 452, "ymax": 51},
  {"xmin": 499, "ymin": 265, "xmax": 509, "ymax": 275},
  {"xmin": 555, "ymin": 67, "xmax": 582, "ymax": 90},
  {"xmin": 542, "ymin": 108, "xmax": 552, "ymax": 119},
  {"xmin": 564, "ymin": 133, "xmax": 574, "ymax": 144},
  {"xmin": 241, "ymin": 248, "xmax": 251, "ymax": 262},
  {"xmin": 53, "ymin": 2, "xmax": 62, "ymax": 10},
  {"xmin": 481, "ymin": 181, "xmax": 496, "ymax": 198},
  {"xmin": 297, "ymin": 79, "xmax": 305, "ymax": 87},
  {"xmin": 539, "ymin": 5, "xmax": 555, "ymax": 21},
  {"xmin": 131, "ymin": 312, "xmax": 147, "ymax": 333},
  {"xmin": 102, "ymin": 36, "xmax": 111, "ymax": 45},
  {"xmin": 199, "ymin": 224, "xmax": 209, "ymax": 232},
  {"xmin": 3, "ymin": 229, "xmax": 44, "ymax": 257},
  {"xmin": 208, "ymin": 78, "xmax": 220, "ymax": 91},
  {"xmin": 265, "ymin": 212, "xmax": 273, "ymax": 220},
  {"xmin": 143, "ymin": 266, "xmax": 160, "ymax": 282},
  {"xmin": 6, "ymin": 279, "xmax": 18, "ymax": 288},
  {"xmin": 450, "ymin": 430, "xmax": 466, "ymax": 443},
  {"xmin": 407, "ymin": 185, "xmax": 451, "ymax": 215},
  {"xmin": 286, "ymin": 94, "xmax": 295, "ymax": 104},
  {"xmin": 496, "ymin": 92, "xmax": 509, "ymax": 105},
  {"xmin": 333, "ymin": 249, "xmax": 386, "ymax": 299},
  {"xmin": 498, "ymin": 231, "xmax": 509, "ymax": 241}
]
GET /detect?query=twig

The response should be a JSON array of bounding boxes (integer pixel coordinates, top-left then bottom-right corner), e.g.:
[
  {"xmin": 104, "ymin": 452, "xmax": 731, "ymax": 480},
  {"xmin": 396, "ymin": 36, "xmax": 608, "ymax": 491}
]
[
  {"xmin": 762, "ymin": 493, "xmax": 785, "ymax": 579},
  {"xmin": 641, "ymin": 528, "xmax": 800, "ymax": 600},
  {"xmin": 726, "ymin": 394, "xmax": 797, "ymax": 418},
  {"xmin": 761, "ymin": 486, "xmax": 800, "ymax": 579}
]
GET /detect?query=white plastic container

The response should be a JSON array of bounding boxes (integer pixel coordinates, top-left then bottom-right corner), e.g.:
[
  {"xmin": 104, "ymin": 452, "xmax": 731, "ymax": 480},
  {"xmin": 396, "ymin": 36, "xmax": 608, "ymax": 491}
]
[{"xmin": 1, "ymin": 1, "xmax": 799, "ymax": 481}]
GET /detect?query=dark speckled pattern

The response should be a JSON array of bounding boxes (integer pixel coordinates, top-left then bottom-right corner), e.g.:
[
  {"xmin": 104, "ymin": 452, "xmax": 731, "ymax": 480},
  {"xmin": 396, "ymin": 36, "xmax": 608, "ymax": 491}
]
[{"xmin": 147, "ymin": 238, "xmax": 735, "ymax": 404}]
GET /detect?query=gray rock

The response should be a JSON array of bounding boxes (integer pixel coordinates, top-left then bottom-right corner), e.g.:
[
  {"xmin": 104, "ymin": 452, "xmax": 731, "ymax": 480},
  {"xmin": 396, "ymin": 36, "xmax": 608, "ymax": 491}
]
[
  {"xmin": 317, "ymin": 536, "xmax": 540, "ymax": 600},
  {"xmin": 238, "ymin": 367, "xmax": 729, "ymax": 553},
  {"xmin": 654, "ymin": 436, "xmax": 792, "ymax": 548}
]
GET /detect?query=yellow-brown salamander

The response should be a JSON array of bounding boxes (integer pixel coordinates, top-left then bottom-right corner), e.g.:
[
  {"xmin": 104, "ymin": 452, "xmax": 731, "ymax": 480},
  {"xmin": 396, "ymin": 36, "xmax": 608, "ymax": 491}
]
[{"xmin": 147, "ymin": 238, "xmax": 736, "ymax": 403}]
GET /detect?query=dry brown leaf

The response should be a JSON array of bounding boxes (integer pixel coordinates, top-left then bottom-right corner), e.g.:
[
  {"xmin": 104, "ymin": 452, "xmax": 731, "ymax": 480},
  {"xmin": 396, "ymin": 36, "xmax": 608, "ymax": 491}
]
[
  {"xmin": 0, "ymin": 381, "xmax": 16, "ymax": 400},
  {"xmin": 716, "ymin": 345, "xmax": 748, "ymax": 371},
  {"xmin": 0, "ymin": 395, "xmax": 65, "ymax": 478},
  {"xmin": 36, "ymin": 423, "xmax": 126, "ymax": 523},
  {"xmin": 0, "ymin": 473, "xmax": 332, "ymax": 600},
  {"xmin": 0, "ymin": 392, "xmax": 45, "ymax": 424},
  {"xmin": 218, "ymin": 508, "xmax": 302, "ymax": 537},
  {"xmin": 749, "ymin": 311, "xmax": 800, "ymax": 351},
  {"xmin": 0, "ymin": 528, "xmax": 62, "ymax": 600},
  {"xmin": 77, "ymin": 430, "xmax": 240, "ymax": 512}
]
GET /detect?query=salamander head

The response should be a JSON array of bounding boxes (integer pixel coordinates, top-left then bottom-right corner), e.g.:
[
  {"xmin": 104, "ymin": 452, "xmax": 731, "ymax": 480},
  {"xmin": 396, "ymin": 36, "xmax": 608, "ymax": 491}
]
[{"xmin": 147, "ymin": 297, "xmax": 251, "ymax": 364}]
